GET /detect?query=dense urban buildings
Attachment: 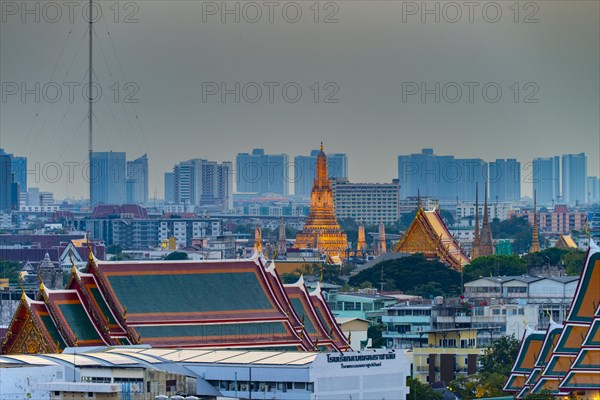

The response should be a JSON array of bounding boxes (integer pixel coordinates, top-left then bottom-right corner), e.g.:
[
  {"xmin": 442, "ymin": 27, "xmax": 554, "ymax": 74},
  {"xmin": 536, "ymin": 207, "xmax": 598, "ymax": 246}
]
[
  {"xmin": 236, "ymin": 148, "xmax": 289, "ymax": 195},
  {"xmin": 90, "ymin": 151, "xmax": 127, "ymax": 206},
  {"xmin": 126, "ymin": 153, "xmax": 149, "ymax": 205},
  {"xmin": 489, "ymin": 158, "xmax": 521, "ymax": 202},
  {"xmin": 172, "ymin": 159, "xmax": 233, "ymax": 210},
  {"xmin": 562, "ymin": 153, "xmax": 587, "ymax": 205},
  {"xmin": 331, "ymin": 178, "xmax": 400, "ymax": 224},
  {"xmin": 294, "ymin": 150, "xmax": 348, "ymax": 197},
  {"xmin": 532, "ymin": 156, "xmax": 561, "ymax": 206},
  {"xmin": 397, "ymin": 148, "xmax": 488, "ymax": 202}
]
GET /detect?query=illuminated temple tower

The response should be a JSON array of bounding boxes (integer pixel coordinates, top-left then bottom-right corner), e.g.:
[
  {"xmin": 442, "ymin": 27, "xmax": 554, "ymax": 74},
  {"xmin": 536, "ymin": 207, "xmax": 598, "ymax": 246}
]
[{"xmin": 294, "ymin": 143, "xmax": 348, "ymax": 258}]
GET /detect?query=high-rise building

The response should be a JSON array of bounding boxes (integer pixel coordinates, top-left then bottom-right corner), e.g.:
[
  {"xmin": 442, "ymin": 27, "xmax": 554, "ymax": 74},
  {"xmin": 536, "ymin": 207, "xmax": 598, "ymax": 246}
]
[
  {"xmin": 126, "ymin": 154, "xmax": 148, "ymax": 205},
  {"xmin": 489, "ymin": 159, "xmax": 520, "ymax": 202},
  {"xmin": 164, "ymin": 172, "xmax": 175, "ymax": 203},
  {"xmin": 0, "ymin": 149, "xmax": 26, "ymax": 194},
  {"xmin": 331, "ymin": 179, "xmax": 400, "ymax": 224},
  {"xmin": 0, "ymin": 152, "xmax": 16, "ymax": 211},
  {"xmin": 294, "ymin": 150, "xmax": 347, "ymax": 197},
  {"xmin": 397, "ymin": 149, "xmax": 487, "ymax": 201},
  {"xmin": 90, "ymin": 151, "xmax": 127, "ymax": 206},
  {"xmin": 236, "ymin": 149, "xmax": 289, "ymax": 195},
  {"xmin": 587, "ymin": 176, "xmax": 600, "ymax": 204},
  {"xmin": 532, "ymin": 156, "xmax": 560, "ymax": 206},
  {"xmin": 173, "ymin": 159, "xmax": 232, "ymax": 210},
  {"xmin": 562, "ymin": 153, "xmax": 587, "ymax": 206}
]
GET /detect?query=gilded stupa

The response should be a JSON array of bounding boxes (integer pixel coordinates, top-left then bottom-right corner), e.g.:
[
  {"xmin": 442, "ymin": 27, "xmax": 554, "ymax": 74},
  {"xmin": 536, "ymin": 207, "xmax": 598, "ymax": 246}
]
[{"xmin": 294, "ymin": 143, "xmax": 348, "ymax": 258}]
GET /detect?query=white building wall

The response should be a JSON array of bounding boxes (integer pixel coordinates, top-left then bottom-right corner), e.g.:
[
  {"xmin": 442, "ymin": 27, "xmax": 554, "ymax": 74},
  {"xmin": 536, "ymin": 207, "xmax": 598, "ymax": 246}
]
[
  {"xmin": 528, "ymin": 280, "xmax": 565, "ymax": 298},
  {"xmin": 0, "ymin": 365, "xmax": 64, "ymax": 400}
]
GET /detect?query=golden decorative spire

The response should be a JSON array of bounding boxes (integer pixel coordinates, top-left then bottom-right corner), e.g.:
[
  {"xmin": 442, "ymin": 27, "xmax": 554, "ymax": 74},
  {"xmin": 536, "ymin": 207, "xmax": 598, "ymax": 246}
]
[
  {"xmin": 529, "ymin": 190, "xmax": 541, "ymax": 253},
  {"xmin": 356, "ymin": 221, "xmax": 366, "ymax": 256},
  {"xmin": 254, "ymin": 227, "xmax": 263, "ymax": 254},
  {"xmin": 478, "ymin": 186, "xmax": 495, "ymax": 256},
  {"xmin": 320, "ymin": 141, "xmax": 324, "ymax": 152},
  {"xmin": 294, "ymin": 143, "xmax": 348, "ymax": 258}
]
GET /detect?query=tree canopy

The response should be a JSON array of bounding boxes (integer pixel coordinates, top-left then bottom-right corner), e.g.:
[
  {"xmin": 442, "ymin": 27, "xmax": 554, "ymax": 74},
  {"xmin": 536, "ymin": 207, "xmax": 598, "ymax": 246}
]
[
  {"xmin": 163, "ymin": 251, "xmax": 189, "ymax": 260},
  {"xmin": 348, "ymin": 254, "xmax": 462, "ymax": 297},
  {"xmin": 0, "ymin": 258, "xmax": 21, "ymax": 283}
]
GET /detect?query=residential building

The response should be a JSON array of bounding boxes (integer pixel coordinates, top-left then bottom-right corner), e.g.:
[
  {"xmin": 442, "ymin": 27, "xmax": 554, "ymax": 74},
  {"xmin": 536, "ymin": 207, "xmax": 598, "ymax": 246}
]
[
  {"xmin": 236, "ymin": 148, "xmax": 289, "ymax": 195},
  {"xmin": 382, "ymin": 299, "xmax": 433, "ymax": 349},
  {"xmin": 126, "ymin": 153, "xmax": 148, "ymax": 205},
  {"xmin": 173, "ymin": 159, "xmax": 232, "ymax": 210},
  {"xmin": 412, "ymin": 328, "xmax": 485, "ymax": 384},
  {"xmin": 90, "ymin": 151, "xmax": 127, "ymax": 206},
  {"xmin": 330, "ymin": 179, "xmax": 400, "ymax": 224},
  {"xmin": 294, "ymin": 150, "xmax": 347, "ymax": 197},
  {"xmin": 562, "ymin": 153, "xmax": 587, "ymax": 206},
  {"xmin": 326, "ymin": 290, "xmax": 397, "ymax": 322},
  {"xmin": 532, "ymin": 156, "xmax": 560, "ymax": 206},
  {"xmin": 509, "ymin": 204, "xmax": 588, "ymax": 235},
  {"xmin": 489, "ymin": 159, "xmax": 520, "ymax": 202},
  {"xmin": 397, "ymin": 148, "xmax": 487, "ymax": 202},
  {"xmin": 158, "ymin": 217, "xmax": 222, "ymax": 248}
]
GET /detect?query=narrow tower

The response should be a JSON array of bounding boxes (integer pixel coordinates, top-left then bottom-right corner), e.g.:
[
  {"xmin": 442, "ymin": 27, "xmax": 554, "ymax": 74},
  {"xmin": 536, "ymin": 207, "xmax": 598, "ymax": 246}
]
[
  {"xmin": 277, "ymin": 219, "xmax": 287, "ymax": 257},
  {"xmin": 377, "ymin": 222, "xmax": 387, "ymax": 255},
  {"xmin": 478, "ymin": 187, "xmax": 495, "ymax": 256},
  {"xmin": 254, "ymin": 227, "xmax": 262, "ymax": 254},
  {"xmin": 529, "ymin": 190, "xmax": 541, "ymax": 253},
  {"xmin": 471, "ymin": 183, "xmax": 481, "ymax": 259},
  {"xmin": 356, "ymin": 221, "xmax": 367, "ymax": 256}
]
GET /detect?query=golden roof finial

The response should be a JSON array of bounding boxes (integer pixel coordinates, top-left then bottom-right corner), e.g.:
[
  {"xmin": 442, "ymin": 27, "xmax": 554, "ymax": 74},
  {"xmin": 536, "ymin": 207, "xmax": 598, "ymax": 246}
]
[
  {"xmin": 417, "ymin": 190, "xmax": 422, "ymax": 210},
  {"xmin": 69, "ymin": 250, "xmax": 77, "ymax": 274},
  {"xmin": 40, "ymin": 281, "xmax": 45, "ymax": 292},
  {"xmin": 320, "ymin": 141, "xmax": 324, "ymax": 152}
]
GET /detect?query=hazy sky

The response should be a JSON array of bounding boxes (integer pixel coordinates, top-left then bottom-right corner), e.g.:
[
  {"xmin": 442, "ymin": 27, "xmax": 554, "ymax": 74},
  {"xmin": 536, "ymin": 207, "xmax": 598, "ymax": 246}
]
[{"xmin": 1, "ymin": 0, "xmax": 599, "ymax": 199}]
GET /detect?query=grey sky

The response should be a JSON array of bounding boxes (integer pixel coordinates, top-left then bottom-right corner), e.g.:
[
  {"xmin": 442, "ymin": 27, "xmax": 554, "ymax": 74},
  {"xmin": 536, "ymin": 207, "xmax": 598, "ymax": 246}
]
[{"xmin": 1, "ymin": 0, "xmax": 598, "ymax": 199}]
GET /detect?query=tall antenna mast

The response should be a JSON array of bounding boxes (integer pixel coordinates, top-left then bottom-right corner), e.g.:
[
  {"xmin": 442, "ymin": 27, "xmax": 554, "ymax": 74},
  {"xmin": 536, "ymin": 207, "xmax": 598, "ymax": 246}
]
[{"xmin": 88, "ymin": 0, "xmax": 93, "ymax": 208}]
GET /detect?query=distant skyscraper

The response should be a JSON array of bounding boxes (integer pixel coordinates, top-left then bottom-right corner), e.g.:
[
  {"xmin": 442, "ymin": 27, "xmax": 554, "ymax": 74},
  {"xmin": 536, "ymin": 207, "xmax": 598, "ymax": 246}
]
[
  {"xmin": 126, "ymin": 154, "xmax": 148, "ymax": 205},
  {"xmin": 489, "ymin": 159, "xmax": 521, "ymax": 202},
  {"xmin": 173, "ymin": 159, "xmax": 232, "ymax": 210},
  {"xmin": 0, "ymin": 149, "xmax": 26, "ymax": 194},
  {"xmin": 0, "ymin": 152, "xmax": 15, "ymax": 211},
  {"xmin": 397, "ymin": 149, "xmax": 487, "ymax": 201},
  {"xmin": 562, "ymin": 153, "xmax": 587, "ymax": 206},
  {"xmin": 532, "ymin": 156, "xmax": 560, "ymax": 206},
  {"xmin": 587, "ymin": 176, "xmax": 600, "ymax": 204},
  {"xmin": 236, "ymin": 149, "xmax": 289, "ymax": 195},
  {"xmin": 90, "ymin": 151, "xmax": 127, "ymax": 206},
  {"xmin": 294, "ymin": 150, "xmax": 347, "ymax": 197},
  {"xmin": 164, "ymin": 172, "xmax": 175, "ymax": 203}
]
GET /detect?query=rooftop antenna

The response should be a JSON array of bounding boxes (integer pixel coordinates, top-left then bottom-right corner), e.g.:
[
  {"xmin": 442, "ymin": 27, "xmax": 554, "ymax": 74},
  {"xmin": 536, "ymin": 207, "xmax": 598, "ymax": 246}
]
[{"xmin": 88, "ymin": 0, "xmax": 93, "ymax": 209}]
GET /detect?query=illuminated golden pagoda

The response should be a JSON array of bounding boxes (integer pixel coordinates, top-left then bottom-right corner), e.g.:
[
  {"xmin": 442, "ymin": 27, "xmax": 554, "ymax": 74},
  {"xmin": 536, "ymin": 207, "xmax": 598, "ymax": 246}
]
[
  {"xmin": 294, "ymin": 143, "xmax": 348, "ymax": 258},
  {"xmin": 356, "ymin": 221, "xmax": 367, "ymax": 256}
]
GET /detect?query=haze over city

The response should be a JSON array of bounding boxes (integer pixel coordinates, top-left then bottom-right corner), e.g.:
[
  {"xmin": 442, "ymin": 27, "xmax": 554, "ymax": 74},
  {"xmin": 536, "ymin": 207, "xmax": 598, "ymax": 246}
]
[{"xmin": 1, "ymin": 1, "xmax": 598, "ymax": 199}]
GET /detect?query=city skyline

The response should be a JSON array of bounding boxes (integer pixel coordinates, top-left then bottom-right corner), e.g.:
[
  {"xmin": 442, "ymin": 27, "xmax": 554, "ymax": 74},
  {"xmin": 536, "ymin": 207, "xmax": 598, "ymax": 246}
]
[
  {"xmin": 1, "ymin": 2, "xmax": 598, "ymax": 200},
  {"xmin": 2, "ymin": 145, "xmax": 599, "ymax": 203}
]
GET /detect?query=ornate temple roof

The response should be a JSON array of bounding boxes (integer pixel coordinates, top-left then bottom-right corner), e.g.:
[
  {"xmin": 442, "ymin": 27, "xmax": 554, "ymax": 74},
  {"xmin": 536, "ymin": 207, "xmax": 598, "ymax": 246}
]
[
  {"xmin": 2, "ymin": 253, "xmax": 349, "ymax": 354},
  {"xmin": 555, "ymin": 234, "xmax": 578, "ymax": 250},
  {"xmin": 507, "ymin": 239, "xmax": 600, "ymax": 398},
  {"xmin": 393, "ymin": 207, "xmax": 470, "ymax": 271}
]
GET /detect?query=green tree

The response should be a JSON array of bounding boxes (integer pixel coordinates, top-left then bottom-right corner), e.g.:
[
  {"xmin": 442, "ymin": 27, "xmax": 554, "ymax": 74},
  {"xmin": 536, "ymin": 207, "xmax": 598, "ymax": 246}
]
[
  {"xmin": 0, "ymin": 258, "xmax": 21, "ymax": 283},
  {"xmin": 463, "ymin": 255, "xmax": 527, "ymax": 282},
  {"xmin": 448, "ymin": 375, "xmax": 477, "ymax": 400},
  {"xmin": 564, "ymin": 250, "xmax": 586, "ymax": 275},
  {"xmin": 367, "ymin": 323, "xmax": 386, "ymax": 348},
  {"xmin": 406, "ymin": 377, "xmax": 443, "ymax": 400},
  {"xmin": 348, "ymin": 254, "xmax": 462, "ymax": 297},
  {"xmin": 490, "ymin": 216, "xmax": 533, "ymax": 254},
  {"xmin": 164, "ymin": 251, "xmax": 189, "ymax": 260},
  {"xmin": 438, "ymin": 209, "xmax": 455, "ymax": 227},
  {"xmin": 106, "ymin": 244, "xmax": 123, "ymax": 254},
  {"xmin": 480, "ymin": 335, "xmax": 520, "ymax": 376}
]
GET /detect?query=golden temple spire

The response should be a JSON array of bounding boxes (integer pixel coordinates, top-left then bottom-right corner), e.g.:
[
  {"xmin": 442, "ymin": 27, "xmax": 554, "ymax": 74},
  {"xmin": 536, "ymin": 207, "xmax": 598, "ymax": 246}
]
[
  {"xmin": 320, "ymin": 141, "xmax": 324, "ymax": 152},
  {"xmin": 254, "ymin": 227, "xmax": 263, "ymax": 254},
  {"xmin": 529, "ymin": 190, "xmax": 541, "ymax": 253}
]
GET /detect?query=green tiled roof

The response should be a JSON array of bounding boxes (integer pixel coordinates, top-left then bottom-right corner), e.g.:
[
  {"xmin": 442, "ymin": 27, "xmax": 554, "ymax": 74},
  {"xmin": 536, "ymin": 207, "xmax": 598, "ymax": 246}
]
[
  {"xmin": 90, "ymin": 287, "xmax": 118, "ymax": 325},
  {"xmin": 136, "ymin": 322, "xmax": 288, "ymax": 342},
  {"xmin": 58, "ymin": 303, "xmax": 102, "ymax": 341},
  {"xmin": 290, "ymin": 298, "xmax": 316, "ymax": 334},
  {"xmin": 40, "ymin": 314, "xmax": 66, "ymax": 349},
  {"xmin": 107, "ymin": 272, "xmax": 274, "ymax": 314}
]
